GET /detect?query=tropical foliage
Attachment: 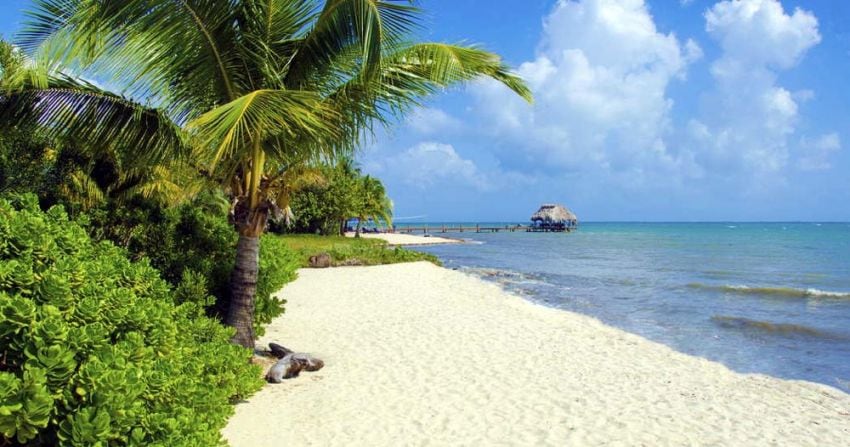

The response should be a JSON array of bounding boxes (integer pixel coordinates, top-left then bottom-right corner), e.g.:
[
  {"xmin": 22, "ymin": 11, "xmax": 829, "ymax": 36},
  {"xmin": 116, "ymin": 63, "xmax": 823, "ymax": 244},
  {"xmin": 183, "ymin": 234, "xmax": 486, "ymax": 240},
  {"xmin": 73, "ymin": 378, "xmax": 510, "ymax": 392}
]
[
  {"xmin": 0, "ymin": 1, "xmax": 531, "ymax": 348},
  {"xmin": 279, "ymin": 233, "xmax": 440, "ymax": 266},
  {"xmin": 0, "ymin": 195, "xmax": 263, "ymax": 446},
  {"xmin": 96, "ymin": 193, "xmax": 302, "ymax": 337},
  {"xmin": 0, "ymin": 38, "xmax": 52, "ymax": 197},
  {"xmin": 284, "ymin": 158, "xmax": 390, "ymax": 235},
  {"xmin": 0, "ymin": 39, "xmax": 22, "ymax": 86},
  {"xmin": 352, "ymin": 175, "xmax": 393, "ymax": 236}
]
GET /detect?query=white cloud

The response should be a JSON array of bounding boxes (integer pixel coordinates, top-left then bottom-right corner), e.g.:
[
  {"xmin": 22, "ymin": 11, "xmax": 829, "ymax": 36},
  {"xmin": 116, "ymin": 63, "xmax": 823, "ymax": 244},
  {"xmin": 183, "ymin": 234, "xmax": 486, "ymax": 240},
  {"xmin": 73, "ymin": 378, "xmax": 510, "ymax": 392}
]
[
  {"xmin": 405, "ymin": 107, "xmax": 462, "ymax": 135},
  {"xmin": 470, "ymin": 0, "xmax": 701, "ymax": 185},
  {"xmin": 705, "ymin": 0, "xmax": 820, "ymax": 69},
  {"xmin": 688, "ymin": 0, "xmax": 822, "ymax": 183},
  {"xmin": 799, "ymin": 133, "xmax": 841, "ymax": 171},
  {"xmin": 379, "ymin": 142, "xmax": 492, "ymax": 191}
]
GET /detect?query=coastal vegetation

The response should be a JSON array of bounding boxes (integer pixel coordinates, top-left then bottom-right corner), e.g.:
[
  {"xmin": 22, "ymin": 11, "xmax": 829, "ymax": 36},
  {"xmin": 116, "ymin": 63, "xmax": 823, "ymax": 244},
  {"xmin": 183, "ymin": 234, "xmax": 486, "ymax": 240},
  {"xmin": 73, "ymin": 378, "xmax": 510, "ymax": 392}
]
[
  {"xmin": 0, "ymin": 0, "xmax": 530, "ymax": 444},
  {"xmin": 0, "ymin": 195, "xmax": 263, "ymax": 445},
  {"xmin": 286, "ymin": 158, "xmax": 392, "ymax": 236},
  {"xmin": 279, "ymin": 234, "xmax": 440, "ymax": 267},
  {"xmin": 1, "ymin": 0, "xmax": 531, "ymax": 350}
]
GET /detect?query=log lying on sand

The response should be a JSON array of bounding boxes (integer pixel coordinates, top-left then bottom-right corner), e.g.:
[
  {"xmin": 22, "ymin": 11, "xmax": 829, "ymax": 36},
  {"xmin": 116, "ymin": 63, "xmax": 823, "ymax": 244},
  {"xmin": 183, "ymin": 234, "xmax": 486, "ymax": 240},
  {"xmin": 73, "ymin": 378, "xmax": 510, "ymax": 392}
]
[
  {"xmin": 265, "ymin": 343, "xmax": 324, "ymax": 383},
  {"xmin": 291, "ymin": 353, "xmax": 324, "ymax": 372},
  {"xmin": 269, "ymin": 342, "xmax": 293, "ymax": 358}
]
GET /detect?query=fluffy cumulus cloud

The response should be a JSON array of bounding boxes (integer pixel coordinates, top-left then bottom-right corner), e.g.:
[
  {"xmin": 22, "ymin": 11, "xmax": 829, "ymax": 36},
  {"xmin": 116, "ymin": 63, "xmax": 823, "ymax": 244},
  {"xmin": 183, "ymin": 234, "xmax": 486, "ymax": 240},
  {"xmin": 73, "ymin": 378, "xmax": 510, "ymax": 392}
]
[
  {"xmin": 372, "ymin": 142, "xmax": 492, "ymax": 191},
  {"xmin": 688, "ymin": 0, "xmax": 823, "ymax": 183},
  {"xmin": 466, "ymin": 0, "xmax": 832, "ymax": 194},
  {"xmin": 470, "ymin": 0, "xmax": 702, "ymax": 186},
  {"xmin": 367, "ymin": 0, "xmax": 839, "ymax": 219},
  {"xmin": 706, "ymin": 0, "xmax": 820, "ymax": 70}
]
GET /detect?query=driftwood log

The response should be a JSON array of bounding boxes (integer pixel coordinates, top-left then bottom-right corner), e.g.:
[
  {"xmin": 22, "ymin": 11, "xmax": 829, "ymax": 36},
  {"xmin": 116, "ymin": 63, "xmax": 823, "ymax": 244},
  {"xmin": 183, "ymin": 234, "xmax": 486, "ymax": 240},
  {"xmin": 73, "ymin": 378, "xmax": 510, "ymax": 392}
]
[
  {"xmin": 308, "ymin": 253, "xmax": 331, "ymax": 268},
  {"xmin": 269, "ymin": 342, "xmax": 293, "ymax": 358},
  {"xmin": 265, "ymin": 343, "xmax": 325, "ymax": 383}
]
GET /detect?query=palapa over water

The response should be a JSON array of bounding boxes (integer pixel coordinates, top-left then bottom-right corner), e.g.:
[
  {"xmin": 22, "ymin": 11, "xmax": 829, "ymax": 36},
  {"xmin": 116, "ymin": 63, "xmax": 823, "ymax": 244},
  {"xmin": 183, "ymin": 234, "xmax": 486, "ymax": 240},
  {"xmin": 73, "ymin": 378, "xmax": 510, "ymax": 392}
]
[{"xmin": 529, "ymin": 204, "xmax": 578, "ymax": 232}]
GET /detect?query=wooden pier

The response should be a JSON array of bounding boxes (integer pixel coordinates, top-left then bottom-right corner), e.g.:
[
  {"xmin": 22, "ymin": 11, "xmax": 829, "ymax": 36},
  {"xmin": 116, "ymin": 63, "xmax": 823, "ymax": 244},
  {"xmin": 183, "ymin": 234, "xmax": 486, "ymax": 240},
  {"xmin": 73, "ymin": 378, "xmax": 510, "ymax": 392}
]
[{"xmin": 390, "ymin": 224, "xmax": 573, "ymax": 234}]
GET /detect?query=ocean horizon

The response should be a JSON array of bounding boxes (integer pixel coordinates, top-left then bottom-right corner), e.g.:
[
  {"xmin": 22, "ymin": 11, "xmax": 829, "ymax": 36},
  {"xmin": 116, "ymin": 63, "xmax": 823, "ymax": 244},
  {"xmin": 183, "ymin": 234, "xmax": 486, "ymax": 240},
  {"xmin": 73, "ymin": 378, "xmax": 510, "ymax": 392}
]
[
  {"xmin": 390, "ymin": 220, "xmax": 850, "ymax": 225},
  {"xmin": 410, "ymin": 222, "xmax": 850, "ymax": 392}
]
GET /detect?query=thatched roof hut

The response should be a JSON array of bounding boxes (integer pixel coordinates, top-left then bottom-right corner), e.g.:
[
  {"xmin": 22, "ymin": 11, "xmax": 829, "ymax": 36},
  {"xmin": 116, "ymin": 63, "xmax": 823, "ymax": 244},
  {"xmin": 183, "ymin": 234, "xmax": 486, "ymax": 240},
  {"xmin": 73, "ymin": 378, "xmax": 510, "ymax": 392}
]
[
  {"xmin": 529, "ymin": 204, "xmax": 577, "ymax": 232},
  {"xmin": 530, "ymin": 204, "xmax": 577, "ymax": 224}
]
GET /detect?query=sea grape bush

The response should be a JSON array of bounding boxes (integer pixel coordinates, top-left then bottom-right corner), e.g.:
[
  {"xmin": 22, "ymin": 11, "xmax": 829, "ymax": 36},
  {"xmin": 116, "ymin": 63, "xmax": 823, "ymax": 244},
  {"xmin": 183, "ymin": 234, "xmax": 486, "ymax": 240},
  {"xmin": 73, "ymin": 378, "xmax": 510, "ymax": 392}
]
[
  {"xmin": 253, "ymin": 236, "xmax": 299, "ymax": 336},
  {"xmin": 0, "ymin": 195, "xmax": 263, "ymax": 446},
  {"xmin": 82, "ymin": 194, "xmax": 299, "ymax": 337}
]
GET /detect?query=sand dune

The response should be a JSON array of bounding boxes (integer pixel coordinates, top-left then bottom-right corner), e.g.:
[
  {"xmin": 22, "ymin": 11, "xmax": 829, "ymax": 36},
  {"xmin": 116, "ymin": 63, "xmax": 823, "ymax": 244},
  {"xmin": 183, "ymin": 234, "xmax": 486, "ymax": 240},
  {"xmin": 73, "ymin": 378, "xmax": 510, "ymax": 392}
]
[{"xmin": 223, "ymin": 262, "xmax": 850, "ymax": 446}]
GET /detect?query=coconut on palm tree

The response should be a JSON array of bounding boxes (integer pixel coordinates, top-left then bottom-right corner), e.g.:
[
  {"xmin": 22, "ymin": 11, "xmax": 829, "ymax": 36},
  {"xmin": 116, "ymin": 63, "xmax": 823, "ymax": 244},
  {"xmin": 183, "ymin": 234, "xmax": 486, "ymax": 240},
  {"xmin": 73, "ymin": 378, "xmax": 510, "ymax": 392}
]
[{"xmin": 1, "ymin": 0, "xmax": 532, "ymax": 348}]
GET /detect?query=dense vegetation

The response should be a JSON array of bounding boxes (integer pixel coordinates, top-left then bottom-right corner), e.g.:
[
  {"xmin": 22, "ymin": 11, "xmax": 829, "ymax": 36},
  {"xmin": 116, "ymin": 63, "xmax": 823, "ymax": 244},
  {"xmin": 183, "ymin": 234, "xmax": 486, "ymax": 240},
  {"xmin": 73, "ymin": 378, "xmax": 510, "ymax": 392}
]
[
  {"xmin": 0, "ymin": 0, "xmax": 530, "ymax": 443},
  {"xmin": 280, "ymin": 234, "xmax": 440, "ymax": 267},
  {"xmin": 0, "ymin": 196, "xmax": 263, "ymax": 446},
  {"xmin": 1, "ymin": 1, "xmax": 531, "ymax": 348},
  {"xmin": 92, "ymin": 194, "xmax": 301, "ymax": 337},
  {"xmin": 286, "ymin": 159, "xmax": 392, "ymax": 236}
]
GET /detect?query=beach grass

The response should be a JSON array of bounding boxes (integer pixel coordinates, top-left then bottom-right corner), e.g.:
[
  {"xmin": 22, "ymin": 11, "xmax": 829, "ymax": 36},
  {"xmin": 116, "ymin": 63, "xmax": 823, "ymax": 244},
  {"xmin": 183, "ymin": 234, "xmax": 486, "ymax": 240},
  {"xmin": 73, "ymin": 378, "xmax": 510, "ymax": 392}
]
[{"xmin": 276, "ymin": 234, "xmax": 441, "ymax": 267}]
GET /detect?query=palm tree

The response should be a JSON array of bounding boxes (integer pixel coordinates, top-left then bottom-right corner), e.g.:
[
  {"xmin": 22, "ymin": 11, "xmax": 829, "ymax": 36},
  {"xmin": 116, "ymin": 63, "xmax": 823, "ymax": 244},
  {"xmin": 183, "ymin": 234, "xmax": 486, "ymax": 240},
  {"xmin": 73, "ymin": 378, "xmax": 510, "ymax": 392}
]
[
  {"xmin": 49, "ymin": 144, "xmax": 205, "ymax": 211},
  {"xmin": 1, "ymin": 0, "xmax": 532, "ymax": 348},
  {"xmin": 354, "ymin": 175, "xmax": 392, "ymax": 237}
]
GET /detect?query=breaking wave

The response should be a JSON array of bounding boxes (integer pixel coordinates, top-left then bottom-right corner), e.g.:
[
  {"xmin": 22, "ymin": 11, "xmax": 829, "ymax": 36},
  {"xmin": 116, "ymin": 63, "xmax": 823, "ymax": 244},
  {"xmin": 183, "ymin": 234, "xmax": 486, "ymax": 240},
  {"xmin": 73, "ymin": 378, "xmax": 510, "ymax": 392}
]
[
  {"xmin": 687, "ymin": 283, "xmax": 850, "ymax": 299},
  {"xmin": 711, "ymin": 316, "xmax": 845, "ymax": 340}
]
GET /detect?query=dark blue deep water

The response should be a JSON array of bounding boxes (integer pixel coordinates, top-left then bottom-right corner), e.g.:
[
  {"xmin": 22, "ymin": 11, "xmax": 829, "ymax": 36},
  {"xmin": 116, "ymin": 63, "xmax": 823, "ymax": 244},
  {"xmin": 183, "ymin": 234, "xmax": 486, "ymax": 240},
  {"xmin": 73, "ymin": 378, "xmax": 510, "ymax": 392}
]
[{"xmin": 410, "ymin": 223, "xmax": 850, "ymax": 391}]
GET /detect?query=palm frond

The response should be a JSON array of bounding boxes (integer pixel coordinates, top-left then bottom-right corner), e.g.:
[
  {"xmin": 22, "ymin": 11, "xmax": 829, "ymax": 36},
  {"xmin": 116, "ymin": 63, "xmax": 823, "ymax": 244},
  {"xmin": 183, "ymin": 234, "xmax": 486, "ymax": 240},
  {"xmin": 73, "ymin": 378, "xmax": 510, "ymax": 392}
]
[
  {"xmin": 59, "ymin": 168, "xmax": 105, "ymax": 210},
  {"xmin": 187, "ymin": 88, "xmax": 338, "ymax": 169},
  {"xmin": 118, "ymin": 164, "xmax": 203, "ymax": 206},
  {"xmin": 0, "ymin": 73, "xmax": 187, "ymax": 165},
  {"xmin": 286, "ymin": 0, "xmax": 419, "ymax": 86},
  {"xmin": 382, "ymin": 43, "xmax": 533, "ymax": 105},
  {"xmin": 20, "ymin": 0, "xmax": 247, "ymax": 120}
]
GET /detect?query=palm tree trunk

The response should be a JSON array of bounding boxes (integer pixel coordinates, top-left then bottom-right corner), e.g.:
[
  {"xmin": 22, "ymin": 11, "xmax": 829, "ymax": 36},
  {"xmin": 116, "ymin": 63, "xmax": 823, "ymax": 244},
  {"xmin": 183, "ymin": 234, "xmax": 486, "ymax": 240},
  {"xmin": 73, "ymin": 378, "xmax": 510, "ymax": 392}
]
[{"xmin": 227, "ymin": 233, "xmax": 259, "ymax": 349}]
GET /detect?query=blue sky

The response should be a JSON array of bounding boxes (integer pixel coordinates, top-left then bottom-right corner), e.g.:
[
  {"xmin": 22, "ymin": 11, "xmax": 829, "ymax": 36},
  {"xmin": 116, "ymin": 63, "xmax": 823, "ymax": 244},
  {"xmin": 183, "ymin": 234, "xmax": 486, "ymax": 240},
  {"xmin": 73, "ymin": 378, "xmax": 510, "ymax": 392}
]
[{"xmin": 3, "ymin": 0, "xmax": 850, "ymax": 221}]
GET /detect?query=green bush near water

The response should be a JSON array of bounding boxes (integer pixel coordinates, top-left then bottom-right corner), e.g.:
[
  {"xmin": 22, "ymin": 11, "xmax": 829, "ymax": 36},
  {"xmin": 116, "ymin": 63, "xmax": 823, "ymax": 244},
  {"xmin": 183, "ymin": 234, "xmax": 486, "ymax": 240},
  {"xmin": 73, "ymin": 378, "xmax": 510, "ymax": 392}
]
[
  {"xmin": 0, "ymin": 195, "xmax": 263, "ymax": 446},
  {"xmin": 279, "ymin": 234, "xmax": 441, "ymax": 267}
]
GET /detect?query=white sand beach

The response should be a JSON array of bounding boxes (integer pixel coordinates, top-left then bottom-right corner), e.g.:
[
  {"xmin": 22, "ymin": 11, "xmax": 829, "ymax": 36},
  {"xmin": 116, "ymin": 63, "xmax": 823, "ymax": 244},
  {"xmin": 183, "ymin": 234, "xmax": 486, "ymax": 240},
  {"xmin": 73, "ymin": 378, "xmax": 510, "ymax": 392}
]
[
  {"xmin": 224, "ymin": 262, "xmax": 850, "ymax": 446},
  {"xmin": 344, "ymin": 231, "xmax": 461, "ymax": 246}
]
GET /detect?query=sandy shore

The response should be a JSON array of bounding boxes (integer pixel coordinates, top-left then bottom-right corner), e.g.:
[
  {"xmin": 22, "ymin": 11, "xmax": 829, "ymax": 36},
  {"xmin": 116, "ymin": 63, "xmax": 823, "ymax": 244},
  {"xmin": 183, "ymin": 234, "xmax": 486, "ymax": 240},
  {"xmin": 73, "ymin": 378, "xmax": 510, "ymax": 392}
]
[
  {"xmin": 344, "ymin": 231, "xmax": 461, "ymax": 246},
  {"xmin": 224, "ymin": 262, "xmax": 850, "ymax": 446}
]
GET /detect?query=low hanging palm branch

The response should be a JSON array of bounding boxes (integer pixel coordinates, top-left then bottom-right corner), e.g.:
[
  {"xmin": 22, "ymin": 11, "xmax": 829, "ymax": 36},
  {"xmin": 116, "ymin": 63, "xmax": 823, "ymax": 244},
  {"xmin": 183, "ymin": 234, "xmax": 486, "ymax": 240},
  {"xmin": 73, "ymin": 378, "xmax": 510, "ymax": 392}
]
[
  {"xmin": 50, "ymin": 148, "xmax": 206, "ymax": 212},
  {"xmin": 2, "ymin": 0, "xmax": 533, "ymax": 349}
]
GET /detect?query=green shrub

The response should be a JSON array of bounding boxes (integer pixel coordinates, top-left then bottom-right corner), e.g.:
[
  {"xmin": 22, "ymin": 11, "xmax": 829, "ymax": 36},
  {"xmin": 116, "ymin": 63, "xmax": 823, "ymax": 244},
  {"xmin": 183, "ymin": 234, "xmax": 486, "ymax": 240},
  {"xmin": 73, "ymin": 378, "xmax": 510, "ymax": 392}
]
[
  {"xmin": 80, "ymin": 193, "xmax": 299, "ymax": 337},
  {"xmin": 129, "ymin": 199, "xmax": 236, "ymax": 311},
  {"xmin": 279, "ymin": 234, "xmax": 441, "ymax": 267},
  {"xmin": 326, "ymin": 243, "xmax": 441, "ymax": 266},
  {"xmin": 252, "ymin": 236, "xmax": 300, "ymax": 336},
  {"xmin": 0, "ymin": 195, "xmax": 263, "ymax": 446}
]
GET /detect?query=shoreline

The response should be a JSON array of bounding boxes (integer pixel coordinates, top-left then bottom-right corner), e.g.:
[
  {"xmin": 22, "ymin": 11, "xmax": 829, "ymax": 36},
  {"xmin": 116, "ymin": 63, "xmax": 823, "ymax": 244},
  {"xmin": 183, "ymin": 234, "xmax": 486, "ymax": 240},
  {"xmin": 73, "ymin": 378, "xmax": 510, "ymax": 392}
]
[
  {"xmin": 224, "ymin": 262, "xmax": 850, "ymax": 446},
  {"xmin": 344, "ymin": 231, "xmax": 464, "ymax": 246}
]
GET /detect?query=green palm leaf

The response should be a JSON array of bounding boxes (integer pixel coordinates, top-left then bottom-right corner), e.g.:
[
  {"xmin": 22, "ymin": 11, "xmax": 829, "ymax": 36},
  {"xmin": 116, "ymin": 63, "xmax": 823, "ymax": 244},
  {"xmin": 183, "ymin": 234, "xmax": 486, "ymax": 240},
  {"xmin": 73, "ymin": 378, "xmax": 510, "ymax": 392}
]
[
  {"xmin": 286, "ymin": 0, "xmax": 418, "ymax": 86},
  {"xmin": 187, "ymin": 88, "xmax": 337, "ymax": 168},
  {"xmin": 383, "ymin": 43, "xmax": 533, "ymax": 104},
  {"xmin": 0, "ymin": 74, "xmax": 186, "ymax": 164}
]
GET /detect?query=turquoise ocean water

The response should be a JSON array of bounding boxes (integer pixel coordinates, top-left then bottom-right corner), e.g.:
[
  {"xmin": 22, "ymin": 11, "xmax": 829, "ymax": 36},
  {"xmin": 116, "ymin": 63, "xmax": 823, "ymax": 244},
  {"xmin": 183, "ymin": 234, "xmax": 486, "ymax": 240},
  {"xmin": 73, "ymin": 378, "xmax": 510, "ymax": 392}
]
[{"xmin": 403, "ymin": 222, "xmax": 850, "ymax": 391}]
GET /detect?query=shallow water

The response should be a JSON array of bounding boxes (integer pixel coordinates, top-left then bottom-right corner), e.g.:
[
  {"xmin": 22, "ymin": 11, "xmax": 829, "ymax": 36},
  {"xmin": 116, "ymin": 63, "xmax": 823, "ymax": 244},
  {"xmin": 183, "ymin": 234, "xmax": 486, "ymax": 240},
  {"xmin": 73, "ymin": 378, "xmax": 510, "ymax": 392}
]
[{"xmin": 410, "ymin": 222, "xmax": 850, "ymax": 391}]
